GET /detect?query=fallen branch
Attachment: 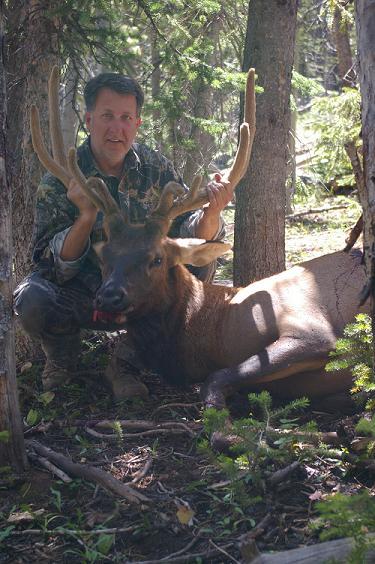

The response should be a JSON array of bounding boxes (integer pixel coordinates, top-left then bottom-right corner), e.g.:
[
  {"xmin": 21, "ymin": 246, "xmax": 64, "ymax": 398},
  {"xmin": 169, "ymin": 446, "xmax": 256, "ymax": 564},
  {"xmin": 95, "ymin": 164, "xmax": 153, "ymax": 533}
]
[
  {"xmin": 131, "ymin": 456, "xmax": 153, "ymax": 484},
  {"xmin": 269, "ymin": 428, "xmax": 340, "ymax": 446},
  {"xmin": 94, "ymin": 419, "xmax": 196, "ymax": 437},
  {"xmin": 25, "ymin": 440, "xmax": 150, "ymax": 504},
  {"xmin": 266, "ymin": 461, "xmax": 300, "ymax": 487},
  {"xmin": 344, "ymin": 214, "xmax": 363, "ymax": 252},
  {"xmin": 128, "ymin": 542, "xmax": 234, "ymax": 564},
  {"xmin": 27, "ymin": 452, "xmax": 72, "ymax": 483},
  {"xmin": 240, "ymin": 534, "xmax": 375, "ymax": 563},
  {"xmin": 286, "ymin": 204, "xmax": 349, "ymax": 220},
  {"xmin": 8, "ymin": 525, "xmax": 138, "ymax": 537},
  {"xmin": 86, "ymin": 427, "xmax": 193, "ymax": 441},
  {"xmin": 151, "ymin": 403, "xmax": 201, "ymax": 418}
]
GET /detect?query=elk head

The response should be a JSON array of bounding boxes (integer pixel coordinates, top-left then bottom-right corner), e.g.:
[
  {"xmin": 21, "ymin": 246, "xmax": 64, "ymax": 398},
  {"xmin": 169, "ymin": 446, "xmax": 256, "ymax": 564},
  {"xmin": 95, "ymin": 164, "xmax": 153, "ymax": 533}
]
[{"xmin": 30, "ymin": 67, "xmax": 256, "ymax": 319}]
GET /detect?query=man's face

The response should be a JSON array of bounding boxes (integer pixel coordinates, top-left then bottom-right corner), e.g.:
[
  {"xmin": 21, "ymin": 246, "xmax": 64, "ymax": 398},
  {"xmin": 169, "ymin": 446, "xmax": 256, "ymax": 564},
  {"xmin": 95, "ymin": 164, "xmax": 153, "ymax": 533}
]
[{"xmin": 86, "ymin": 88, "xmax": 142, "ymax": 175}]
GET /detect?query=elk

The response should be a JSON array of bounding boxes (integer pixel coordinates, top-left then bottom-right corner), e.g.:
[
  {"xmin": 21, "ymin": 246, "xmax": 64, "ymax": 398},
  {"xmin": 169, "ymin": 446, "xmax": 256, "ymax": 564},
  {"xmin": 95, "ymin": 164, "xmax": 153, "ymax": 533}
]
[{"xmin": 30, "ymin": 67, "xmax": 369, "ymax": 414}]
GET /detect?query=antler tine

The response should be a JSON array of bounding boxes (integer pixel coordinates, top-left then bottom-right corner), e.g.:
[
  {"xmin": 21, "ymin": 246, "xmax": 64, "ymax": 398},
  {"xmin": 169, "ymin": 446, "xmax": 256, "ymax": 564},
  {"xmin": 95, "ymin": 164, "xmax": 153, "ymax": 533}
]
[
  {"xmin": 223, "ymin": 67, "xmax": 256, "ymax": 186},
  {"xmin": 49, "ymin": 65, "xmax": 68, "ymax": 169},
  {"xmin": 167, "ymin": 175, "xmax": 207, "ymax": 220},
  {"xmin": 149, "ymin": 176, "xmax": 208, "ymax": 231},
  {"xmin": 30, "ymin": 104, "xmax": 72, "ymax": 188},
  {"xmin": 67, "ymin": 147, "xmax": 121, "ymax": 216}
]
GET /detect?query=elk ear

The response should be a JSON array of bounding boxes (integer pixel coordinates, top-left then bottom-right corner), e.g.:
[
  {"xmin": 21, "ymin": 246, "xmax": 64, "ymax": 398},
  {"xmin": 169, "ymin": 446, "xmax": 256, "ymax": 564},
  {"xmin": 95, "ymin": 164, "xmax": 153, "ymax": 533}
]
[{"xmin": 169, "ymin": 239, "xmax": 231, "ymax": 267}]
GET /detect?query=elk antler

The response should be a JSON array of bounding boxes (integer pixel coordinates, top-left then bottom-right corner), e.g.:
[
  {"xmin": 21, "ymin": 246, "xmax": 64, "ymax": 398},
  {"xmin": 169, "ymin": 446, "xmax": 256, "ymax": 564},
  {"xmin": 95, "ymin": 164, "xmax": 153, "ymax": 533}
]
[
  {"xmin": 30, "ymin": 66, "xmax": 121, "ymax": 220},
  {"xmin": 149, "ymin": 68, "xmax": 256, "ymax": 228}
]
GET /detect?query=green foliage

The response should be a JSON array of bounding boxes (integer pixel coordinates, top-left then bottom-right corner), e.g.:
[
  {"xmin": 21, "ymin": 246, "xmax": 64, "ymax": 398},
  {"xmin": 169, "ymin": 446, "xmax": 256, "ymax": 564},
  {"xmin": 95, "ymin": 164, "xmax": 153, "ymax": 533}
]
[
  {"xmin": 292, "ymin": 71, "xmax": 324, "ymax": 98},
  {"xmin": 326, "ymin": 314, "xmax": 374, "ymax": 406},
  {"xmin": 356, "ymin": 415, "xmax": 375, "ymax": 437},
  {"xmin": 315, "ymin": 491, "xmax": 375, "ymax": 563},
  {"xmin": 203, "ymin": 392, "xmax": 316, "ymax": 494},
  {"xmin": 307, "ymin": 88, "xmax": 361, "ymax": 186}
]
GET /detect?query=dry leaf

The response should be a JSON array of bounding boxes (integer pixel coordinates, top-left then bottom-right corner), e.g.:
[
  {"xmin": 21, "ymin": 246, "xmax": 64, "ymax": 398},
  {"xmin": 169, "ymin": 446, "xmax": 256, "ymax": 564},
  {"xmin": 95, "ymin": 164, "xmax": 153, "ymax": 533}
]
[
  {"xmin": 20, "ymin": 362, "xmax": 32, "ymax": 373},
  {"xmin": 176, "ymin": 504, "xmax": 195, "ymax": 526},
  {"xmin": 309, "ymin": 490, "xmax": 323, "ymax": 501},
  {"xmin": 7, "ymin": 509, "xmax": 45, "ymax": 523}
]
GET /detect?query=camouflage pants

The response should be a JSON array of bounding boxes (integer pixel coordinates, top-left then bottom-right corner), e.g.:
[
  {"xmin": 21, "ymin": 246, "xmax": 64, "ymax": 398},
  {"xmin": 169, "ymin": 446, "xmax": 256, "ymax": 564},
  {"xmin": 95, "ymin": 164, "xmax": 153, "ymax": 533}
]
[{"xmin": 13, "ymin": 271, "xmax": 127, "ymax": 341}]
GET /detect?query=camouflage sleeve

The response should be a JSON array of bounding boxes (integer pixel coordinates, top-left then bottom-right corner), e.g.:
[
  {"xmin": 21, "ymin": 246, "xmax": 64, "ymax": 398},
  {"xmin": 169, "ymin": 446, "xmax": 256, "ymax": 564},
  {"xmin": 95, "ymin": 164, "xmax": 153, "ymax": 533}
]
[
  {"xmin": 32, "ymin": 172, "xmax": 77, "ymax": 265},
  {"xmin": 49, "ymin": 227, "xmax": 90, "ymax": 284}
]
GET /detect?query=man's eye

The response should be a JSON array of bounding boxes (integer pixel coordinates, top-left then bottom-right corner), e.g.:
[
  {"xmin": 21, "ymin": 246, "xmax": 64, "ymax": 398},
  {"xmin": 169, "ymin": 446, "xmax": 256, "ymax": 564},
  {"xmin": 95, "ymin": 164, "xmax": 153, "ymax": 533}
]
[
  {"xmin": 122, "ymin": 115, "xmax": 132, "ymax": 121},
  {"xmin": 102, "ymin": 113, "xmax": 113, "ymax": 119}
]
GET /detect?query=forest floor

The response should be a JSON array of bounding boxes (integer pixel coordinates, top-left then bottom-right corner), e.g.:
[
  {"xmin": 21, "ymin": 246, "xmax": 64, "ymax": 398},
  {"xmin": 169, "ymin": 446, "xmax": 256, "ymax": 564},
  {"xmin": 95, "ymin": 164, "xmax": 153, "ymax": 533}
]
[{"xmin": 1, "ymin": 192, "xmax": 374, "ymax": 564}]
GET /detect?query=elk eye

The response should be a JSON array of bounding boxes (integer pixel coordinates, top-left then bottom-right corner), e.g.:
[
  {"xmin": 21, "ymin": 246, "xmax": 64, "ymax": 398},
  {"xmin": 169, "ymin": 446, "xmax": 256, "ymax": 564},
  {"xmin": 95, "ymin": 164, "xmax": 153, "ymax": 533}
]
[{"xmin": 151, "ymin": 256, "xmax": 163, "ymax": 267}]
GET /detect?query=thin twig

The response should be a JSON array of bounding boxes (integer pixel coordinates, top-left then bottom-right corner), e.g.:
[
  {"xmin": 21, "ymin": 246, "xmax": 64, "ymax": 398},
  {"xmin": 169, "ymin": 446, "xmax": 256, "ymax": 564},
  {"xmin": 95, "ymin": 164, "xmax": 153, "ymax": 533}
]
[
  {"xmin": 128, "ymin": 542, "xmax": 234, "ymax": 564},
  {"xmin": 131, "ymin": 457, "xmax": 153, "ymax": 484},
  {"xmin": 209, "ymin": 539, "xmax": 241, "ymax": 563},
  {"xmin": 27, "ymin": 452, "xmax": 72, "ymax": 483},
  {"xmin": 26, "ymin": 440, "xmax": 150, "ymax": 504}
]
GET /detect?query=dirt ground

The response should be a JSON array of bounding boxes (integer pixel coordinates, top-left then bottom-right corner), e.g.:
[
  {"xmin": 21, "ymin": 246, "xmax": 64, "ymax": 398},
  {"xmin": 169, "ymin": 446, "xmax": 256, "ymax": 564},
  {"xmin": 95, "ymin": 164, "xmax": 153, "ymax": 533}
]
[{"xmin": 1, "ymin": 351, "xmax": 373, "ymax": 563}]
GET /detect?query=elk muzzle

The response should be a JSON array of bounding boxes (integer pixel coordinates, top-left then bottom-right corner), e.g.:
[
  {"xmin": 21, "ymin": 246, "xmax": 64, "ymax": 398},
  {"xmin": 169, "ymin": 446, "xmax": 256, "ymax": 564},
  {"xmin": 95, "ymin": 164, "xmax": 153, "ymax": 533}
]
[{"xmin": 95, "ymin": 281, "xmax": 132, "ymax": 313}]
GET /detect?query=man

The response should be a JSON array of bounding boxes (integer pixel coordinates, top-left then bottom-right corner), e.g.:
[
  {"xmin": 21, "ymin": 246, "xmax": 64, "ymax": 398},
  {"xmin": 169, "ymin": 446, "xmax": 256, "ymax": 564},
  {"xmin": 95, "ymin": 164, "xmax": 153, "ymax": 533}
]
[{"xmin": 14, "ymin": 73, "xmax": 235, "ymax": 399}]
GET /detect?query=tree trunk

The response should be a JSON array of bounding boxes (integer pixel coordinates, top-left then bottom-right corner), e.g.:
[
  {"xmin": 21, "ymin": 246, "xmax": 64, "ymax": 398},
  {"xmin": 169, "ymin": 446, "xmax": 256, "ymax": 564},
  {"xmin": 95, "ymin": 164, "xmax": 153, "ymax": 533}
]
[
  {"xmin": 234, "ymin": 0, "xmax": 298, "ymax": 285},
  {"xmin": 355, "ymin": 0, "xmax": 375, "ymax": 368},
  {"xmin": 7, "ymin": 0, "xmax": 59, "ymax": 362},
  {"xmin": 333, "ymin": 2, "xmax": 355, "ymax": 88},
  {"xmin": 61, "ymin": 59, "xmax": 79, "ymax": 150},
  {"xmin": 0, "ymin": 3, "xmax": 27, "ymax": 472},
  {"xmin": 151, "ymin": 27, "xmax": 162, "ymax": 150},
  {"xmin": 7, "ymin": 0, "xmax": 59, "ymax": 285}
]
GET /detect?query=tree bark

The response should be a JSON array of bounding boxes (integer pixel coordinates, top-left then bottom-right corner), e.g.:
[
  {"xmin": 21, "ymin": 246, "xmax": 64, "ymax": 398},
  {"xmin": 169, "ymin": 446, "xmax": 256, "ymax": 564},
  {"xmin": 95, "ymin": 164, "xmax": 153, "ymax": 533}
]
[
  {"xmin": 61, "ymin": 59, "xmax": 79, "ymax": 150},
  {"xmin": 7, "ymin": 0, "xmax": 59, "ymax": 362},
  {"xmin": 234, "ymin": 0, "xmax": 298, "ymax": 285},
  {"xmin": 355, "ymin": 0, "xmax": 375, "ymax": 369},
  {"xmin": 333, "ymin": 1, "xmax": 355, "ymax": 88},
  {"xmin": 0, "ymin": 2, "xmax": 27, "ymax": 472},
  {"xmin": 7, "ymin": 0, "xmax": 59, "ymax": 284}
]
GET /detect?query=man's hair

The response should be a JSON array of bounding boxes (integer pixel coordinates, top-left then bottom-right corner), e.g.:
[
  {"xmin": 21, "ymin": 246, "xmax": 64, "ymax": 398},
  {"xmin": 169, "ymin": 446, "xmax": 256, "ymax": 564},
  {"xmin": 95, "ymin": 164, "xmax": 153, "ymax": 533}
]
[{"xmin": 84, "ymin": 73, "xmax": 144, "ymax": 116}]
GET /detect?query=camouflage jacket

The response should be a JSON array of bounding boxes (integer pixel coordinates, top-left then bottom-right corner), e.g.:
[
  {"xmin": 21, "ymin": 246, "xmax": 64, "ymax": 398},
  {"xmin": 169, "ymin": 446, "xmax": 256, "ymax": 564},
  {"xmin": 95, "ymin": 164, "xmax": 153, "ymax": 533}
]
[{"xmin": 32, "ymin": 137, "xmax": 224, "ymax": 291}]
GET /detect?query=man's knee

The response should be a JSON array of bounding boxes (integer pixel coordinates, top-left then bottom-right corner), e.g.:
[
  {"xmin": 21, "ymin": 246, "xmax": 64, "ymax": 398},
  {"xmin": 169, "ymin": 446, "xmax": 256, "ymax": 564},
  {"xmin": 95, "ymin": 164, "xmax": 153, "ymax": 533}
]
[{"xmin": 13, "ymin": 273, "xmax": 56, "ymax": 338}]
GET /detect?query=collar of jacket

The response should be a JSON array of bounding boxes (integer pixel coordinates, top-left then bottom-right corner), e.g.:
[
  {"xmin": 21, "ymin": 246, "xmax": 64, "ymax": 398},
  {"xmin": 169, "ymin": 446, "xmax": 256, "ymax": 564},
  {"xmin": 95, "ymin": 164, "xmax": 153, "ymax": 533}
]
[{"xmin": 76, "ymin": 137, "xmax": 141, "ymax": 179}]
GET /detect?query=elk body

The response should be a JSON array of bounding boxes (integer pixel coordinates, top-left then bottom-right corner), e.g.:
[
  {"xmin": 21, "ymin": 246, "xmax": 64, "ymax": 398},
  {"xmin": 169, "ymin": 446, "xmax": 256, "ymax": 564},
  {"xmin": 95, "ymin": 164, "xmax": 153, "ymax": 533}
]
[{"xmin": 30, "ymin": 68, "xmax": 368, "ymax": 410}]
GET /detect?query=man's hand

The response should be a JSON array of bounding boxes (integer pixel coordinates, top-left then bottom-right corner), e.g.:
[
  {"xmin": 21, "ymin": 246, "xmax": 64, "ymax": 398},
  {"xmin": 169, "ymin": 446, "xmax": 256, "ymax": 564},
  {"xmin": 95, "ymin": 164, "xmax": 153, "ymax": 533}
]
[
  {"xmin": 195, "ymin": 173, "xmax": 233, "ymax": 241},
  {"xmin": 60, "ymin": 180, "xmax": 98, "ymax": 261},
  {"xmin": 67, "ymin": 179, "xmax": 97, "ymax": 219},
  {"xmin": 204, "ymin": 173, "xmax": 234, "ymax": 217}
]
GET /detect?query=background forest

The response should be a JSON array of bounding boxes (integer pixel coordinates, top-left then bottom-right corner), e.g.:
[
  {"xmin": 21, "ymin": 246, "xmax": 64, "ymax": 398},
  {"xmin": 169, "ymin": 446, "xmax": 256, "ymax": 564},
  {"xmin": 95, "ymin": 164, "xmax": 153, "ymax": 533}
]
[{"xmin": 1, "ymin": 1, "xmax": 375, "ymax": 563}]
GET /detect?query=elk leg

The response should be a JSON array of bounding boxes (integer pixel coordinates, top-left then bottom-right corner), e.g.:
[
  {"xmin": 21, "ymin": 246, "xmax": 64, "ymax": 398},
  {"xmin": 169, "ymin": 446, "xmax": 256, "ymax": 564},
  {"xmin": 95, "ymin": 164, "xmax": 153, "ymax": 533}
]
[{"xmin": 201, "ymin": 336, "xmax": 330, "ymax": 409}]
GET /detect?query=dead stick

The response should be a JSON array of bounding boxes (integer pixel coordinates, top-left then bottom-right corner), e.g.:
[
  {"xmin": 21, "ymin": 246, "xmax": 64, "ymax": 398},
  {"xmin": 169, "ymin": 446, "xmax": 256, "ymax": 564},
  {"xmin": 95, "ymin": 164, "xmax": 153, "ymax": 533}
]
[
  {"xmin": 86, "ymin": 427, "xmax": 192, "ymax": 440},
  {"xmin": 27, "ymin": 452, "xmax": 72, "ymax": 483},
  {"xmin": 128, "ymin": 543, "xmax": 234, "ymax": 564},
  {"xmin": 131, "ymin": 457, "xmax": 153, "ymax": 484},
  {"xmin": 344, "ymin": 214, "xmax": 363, "ymax": 252},
  {"xmin": 9, "ymin": 525, "xmax": 138, "ymax": 537},
  {"xmin": 286, "ymin": 204, "xmax": 349, "ymax": 220},
  {"xmin": 26, "ymin": 440, "xmax": 150, "ymax": 504},
  {"xmin": 266, "ymin": 461, "xmax": 300, "ymax": 487}
]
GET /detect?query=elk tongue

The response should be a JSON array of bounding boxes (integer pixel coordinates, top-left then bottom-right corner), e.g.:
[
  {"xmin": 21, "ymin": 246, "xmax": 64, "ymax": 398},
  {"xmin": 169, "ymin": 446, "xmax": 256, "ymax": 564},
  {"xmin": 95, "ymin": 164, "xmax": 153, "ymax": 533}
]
[{"xmin": 92, "ymin": 310, "xmax": 127, "ymax": 324}]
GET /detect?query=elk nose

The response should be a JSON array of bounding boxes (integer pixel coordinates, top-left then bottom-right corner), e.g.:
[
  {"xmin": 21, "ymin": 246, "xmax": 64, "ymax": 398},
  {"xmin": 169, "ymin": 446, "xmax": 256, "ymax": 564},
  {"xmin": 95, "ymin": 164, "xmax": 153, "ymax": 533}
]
[{"xmin": 95, "ymin": 286, "xmax": 128, "ymax": 311}]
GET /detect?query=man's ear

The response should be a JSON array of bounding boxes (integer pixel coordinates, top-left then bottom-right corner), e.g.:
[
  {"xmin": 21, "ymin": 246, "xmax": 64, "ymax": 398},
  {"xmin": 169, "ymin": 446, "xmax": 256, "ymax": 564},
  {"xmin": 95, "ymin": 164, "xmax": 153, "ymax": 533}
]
[
  {"xmin": 166, "ymin": 238, "xmax": 231, "ymax": 267},
  {"xmin": 85, "ymin": 111, "xmax": 91, "ymax": 131}
]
